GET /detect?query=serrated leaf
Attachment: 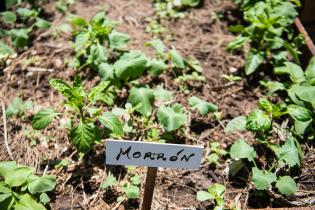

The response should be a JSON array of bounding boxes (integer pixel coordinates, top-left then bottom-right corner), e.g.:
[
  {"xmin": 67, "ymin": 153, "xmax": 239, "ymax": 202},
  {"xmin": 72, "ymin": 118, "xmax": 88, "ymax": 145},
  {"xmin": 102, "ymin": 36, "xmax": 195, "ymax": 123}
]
[
  {"xmin": 246, "ymin": 109, "xmax": 271, "ymax": 132},
  {"xmin": 101, "ymin": 175, "xmax": 117, "ymax": 189},
  {"xmin": 114, "ymin": 51, "xmax": 147, "ymax": 80},
  {"xmin": 189, "ymin": 96, "xmax": 218, "ymax": 116},
  {"xmin": 14, "ymin": 194, "xmax": 45, "ymax": 210},
  {"xmin": 225, "ymin": 116, "xmax": 246, "ymax": 133},
  {"xmin": 122, "ymin": 185, "xmax": 139, "ymax": 199},
  {"xmin": 274, "ymin": 62, "xmax": 305, "ymax": 84},
  {"xmin": 128, "ymin": 87, "xmax": 154, "ymax": 116},
  {"xmin": 276, "ymin": 176, "xmax": 297, "ymax": 196},
  {"xmin": 230, "ymin": 139, "xmax": 256, "ymax": 161},
  {"xmin": 88, "ymin": 81, "xmax": 110, "ymax": 103},
  {"xmin": 196, "ymin": 191, "xmax": 213, "ymax": 202},
  {"xmin": 70, "ymin": 121, "xmax": 100, "ymax": 154},
  {"xmin": 27, "ymin": 175, "xmax": 56, "ymax": 194},
  {"xmin": 251, "ymin": 167, "xmax": 277, "ymax": 190},
  {"xmin": 154, "ymin": 85, "xmax": 173, "ymax": 102},
  {"xmin": 276, "ymin": 137, "xmax": 300, "ymax": 168},
  {"xmin": 99, "ymin": 112, "xmax": 123, "ymax": 138},
  {"xmin": 169, "ymin": 50, "xmax": 185, "ymax": 69},
  {"xmin": 157, "ymin": 103, "xmax": 187, "ymax": 132},
  {"xmin": 32, "ymin": 108, "xmax": 58, "ymax": 130},
  {"xmin": 109, "ymin": 30, "xmax": 130, "ymax": 50},
  {"xmin": 245, "ymin": 50, "xmax": 264, "ymax": 75}
]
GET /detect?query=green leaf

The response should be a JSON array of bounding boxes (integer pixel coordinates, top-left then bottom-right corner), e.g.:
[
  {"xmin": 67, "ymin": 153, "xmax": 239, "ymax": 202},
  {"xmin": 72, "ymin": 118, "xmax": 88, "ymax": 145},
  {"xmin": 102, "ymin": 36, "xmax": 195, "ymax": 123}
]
[
  {"xmin": 14, "ymin": 194, "xmax": 45, "ymax": 210},
  {"xmin": 88, "ymin": 81, "xmax": 110, "ymax": 103},
  {"xmin": 98, "ymin": 63, "xmax": 114, "ymax": 81},
  {"xmin": 148, "ymin": 59, "xmax": 167, "ymax": 77},
  {"xmin": 245, "ymin": 51, "xmax": 264, "ymax": 75},
  {"xmin": 230, "ymin": 139, "xmax": 256, "ymax": 161},
  {"xmin": 169, "ymin": 50, "xmax": 185, "ymax": 69},
  {"xmin": 75, "ymin": 32, "xmax": 90, "ymax": 54},
  {"xmin": 207, "ymin": 153, "xmax": 219, "ymax": 164},
  {"xmin": 109, "ymin": 30, "xmax": 130, "ymax": 50},
  {"xmin": 225, "ymin": 116, "xmax": 247, "ymax": 133},
  {"xmin": 287, "ymin": 105, "xmax": 312, "ymax": 122},
  {"xmin": 39, "ymin": 193, "xmax": 50, "ymax": 205},
  {"xmin": 35, "ymin": 18, "xmax": 51, "ymax": 29},
  {"xmin": 207, "ymin": 183, "xmax": 225, "ymax": 198},
  {"xmin": 1, "ymin": 164, "xmax": 33, "ymax": 187},
  {"xmin": 27, "ymin": 175, "xmax": 56, "ymax": 194},
  {"xmin": 189, "ymin": 96, "xmax": 218, "ymax": 116},
  {"xmin": 157, "ymin": 103, "xmax": 187, "ymax": 132},
  {"xmin": 122, "ymin": 185, "xmax": 140, "ymax": 199},
  {"xmin": 88, "ymin": 43, "xmax": 108, "ymax": 65},
  {"xmin": 226, "ymin": 35, "xmax": 248, "ymax": 51},
  {"xmin": 0, "ymin": 41, "xmax": 14, "ymax": 56},
  {"xmin": 196, "ymin": 191, "xmax": 213, "ymax": 202},
  {"xmin": 246, "ymin": 109, "xmax": 271, "ymax": 132},
  {"xmin": 101, "ymin": 175, "xmax": 117, "ymax": 189},
  {"xmin": 5, "ymin": 0, "xmax": 18, "ymax": 9},
  {"xmin": 289, "ymin": 85, "xmax": 315, "ymax": 109},
  {"xmin": 145, "ymin": 39, "xmax": 165, "ymax": 56},
  {"xmin": 181, "ymin": 0, "xmax": 201, "ymax": 7},
  {"xmin": 251, "ymin": 168, "xmax": 277, "ymax": 190},
  {"xmin": 274, "ymin": 62, "xmax": 305, "ymax": 84},
  {"xmin": 128, "ymin": 87, "xmax": 154, "ymax": 116},
  {"xmin": 16, "ymin": 8, "xmax": 37, "ymax": 18},
  {"xmin": 187, "ymin": 58, "xmax": 203, "ymax": 73},
  {"xmin": 276, "ymin": 176, "xmax": 297, "ymax": 196},
  {"xmin": 130, "ymin": 175, "xmax": 141, "ymax": 185},
  {"xmin": 114, "ymin": 51, "xmax": 147, "ymax": 80},
  {"xmin": 259, "ymin": 80, "xmax": 285, "ymax": 95},
  {"xmin": 32, "ymin": 108, "xmax": 58, "ymax": 130},
  {"xmin": 70, "ymin": 121, "xmax": 101, "ymax": 154},
  {"xmin": 8, "ymin": 28, "xmax": 30, "ymax": 48},
  {"xmin": 305, "ymin": 56, "xmax": 315, "ymax": 79},
  {"xmin": 276, "ymin": 137, "xmax": 300, "ymax": 168},
  {"xmin": 99, "ymin": 112, "xmax": 124, "ymax": 138},
  {"xmin": 154, "ymin": 85, "xmax": 173, "ymax": 102},
  {"xmin": 0, "ymin": 184, "xmax": 12, "ymax": 203},
  {"xmin": 1, "ymin": 11, "xmax": 16, "ymax": 23},
  {"xmin": 294, "ymin": 119, "xmax": 312, "ymax": 135},
  {"xmin": 5, "ymin": 97, "xmax": 33, "ymax": 117}
]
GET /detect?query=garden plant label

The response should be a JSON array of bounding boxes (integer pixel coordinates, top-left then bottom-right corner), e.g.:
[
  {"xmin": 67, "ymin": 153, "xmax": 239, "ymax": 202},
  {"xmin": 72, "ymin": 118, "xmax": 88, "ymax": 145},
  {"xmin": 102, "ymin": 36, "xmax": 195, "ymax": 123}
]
[{"xmin": 105, "ymin": 140, "xmax": 203, "ymax": 169}]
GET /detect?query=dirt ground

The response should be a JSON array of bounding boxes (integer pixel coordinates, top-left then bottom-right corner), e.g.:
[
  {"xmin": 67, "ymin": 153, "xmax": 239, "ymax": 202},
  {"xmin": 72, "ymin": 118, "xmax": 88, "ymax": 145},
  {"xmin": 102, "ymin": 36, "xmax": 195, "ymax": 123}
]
[{"xmin": 0, "ymin": 0, "xmax": 314, "ymax": 209}]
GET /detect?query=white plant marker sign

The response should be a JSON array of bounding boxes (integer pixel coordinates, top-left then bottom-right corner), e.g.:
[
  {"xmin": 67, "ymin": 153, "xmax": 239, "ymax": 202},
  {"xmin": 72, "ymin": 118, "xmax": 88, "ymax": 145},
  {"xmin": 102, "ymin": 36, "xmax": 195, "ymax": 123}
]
[
  {"xmin": 105, "ymin": 139, "xmax": 204, "ymax": 210},
  {"xmin": 105, "ymin": 140, "xmax": 203, "ymax": 169}
]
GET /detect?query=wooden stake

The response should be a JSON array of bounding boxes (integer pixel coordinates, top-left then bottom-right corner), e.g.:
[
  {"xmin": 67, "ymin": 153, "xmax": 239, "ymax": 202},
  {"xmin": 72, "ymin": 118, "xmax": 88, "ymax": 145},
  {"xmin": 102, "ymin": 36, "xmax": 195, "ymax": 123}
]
[{"xmin": 141, "ymin": 167, "xmax": 158, "ymax": 210}]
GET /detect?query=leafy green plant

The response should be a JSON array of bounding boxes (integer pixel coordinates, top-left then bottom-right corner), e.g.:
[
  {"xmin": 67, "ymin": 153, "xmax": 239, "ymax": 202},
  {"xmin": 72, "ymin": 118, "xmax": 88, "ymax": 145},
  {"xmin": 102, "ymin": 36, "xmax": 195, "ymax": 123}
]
[
  {"xmin": 0, "ymin": 161, "xmax": 56, "ymax": 209},
  {"xmin": 189, "ymin": 96, "xmax": 218, "ymax": 116},
  {"xmin": 101, "ymin": 173, "xmax": 141, "ymax": 200},
  {"xmin": 206, "ymin": 142, "xmax": 227, "ymax": 165},
  {"xmin": 5, "ymin": 97, "xmax": 33, "ymax": 118},
  {"xmin": 197, "ymin": 183, "xmax": 225, "ymax": 210},
  {"xmin": 227, "ymin": 0, "xmax": 303, "ymax": 75},
  {"xmin": 32, "ymin": 76, "xmax": 123, "ymax": 155},
  {"xmin": 55, "ymin": 0, "xmax": 76, "ymax": 13},
  {"xmin": 0, "ymin": 6, "xmax": 51, "ymax": 50}
]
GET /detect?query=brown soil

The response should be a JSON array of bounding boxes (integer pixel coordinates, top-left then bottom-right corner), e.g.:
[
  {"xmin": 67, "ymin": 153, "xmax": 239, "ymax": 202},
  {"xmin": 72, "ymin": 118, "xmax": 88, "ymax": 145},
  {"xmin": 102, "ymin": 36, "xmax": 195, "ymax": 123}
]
[{"xmin": 0, "ymin": 0, "xmax": 314, "ymax": 210}]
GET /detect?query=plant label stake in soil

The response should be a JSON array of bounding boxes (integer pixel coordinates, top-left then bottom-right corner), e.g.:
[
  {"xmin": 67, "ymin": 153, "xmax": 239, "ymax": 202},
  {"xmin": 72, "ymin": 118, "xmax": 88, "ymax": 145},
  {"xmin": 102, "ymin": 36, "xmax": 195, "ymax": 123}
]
[{"xmin": 105, "ymin": 140, "xmax": 203, "ymax": 210}]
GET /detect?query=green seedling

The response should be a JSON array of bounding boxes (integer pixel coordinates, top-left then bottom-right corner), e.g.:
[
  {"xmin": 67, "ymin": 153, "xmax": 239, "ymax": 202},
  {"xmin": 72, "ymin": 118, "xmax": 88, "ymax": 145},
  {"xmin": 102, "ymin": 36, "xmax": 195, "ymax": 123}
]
[
  {"xmin": 5, "ymin": 97, "xmax": 33, "ymax": 118},
  {"xmin": 207, "ymin": 142, "xmax": 227, "ymax": 165},
  {"xmin": 0, "ymin": 161, "xmax": 56, "ymax": 210},
  {"xmin": 197, "ymin": 183, "xmax": 225, "ymax": 210},
  {"xmin": 32, "ymin": 76, "xmax": 124, "ymax": 155}
]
